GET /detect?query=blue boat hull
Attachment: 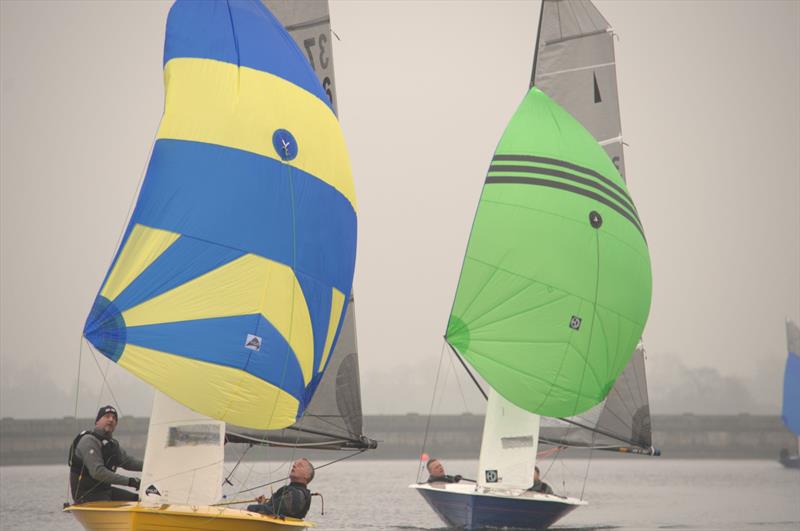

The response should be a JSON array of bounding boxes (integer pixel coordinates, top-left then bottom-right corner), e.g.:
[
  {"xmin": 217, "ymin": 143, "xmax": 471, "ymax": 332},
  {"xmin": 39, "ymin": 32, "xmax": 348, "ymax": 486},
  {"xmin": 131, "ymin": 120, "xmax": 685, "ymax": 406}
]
[{"xmin": 413, "ymin": 485, "xmax": 581, "ymax": 530}]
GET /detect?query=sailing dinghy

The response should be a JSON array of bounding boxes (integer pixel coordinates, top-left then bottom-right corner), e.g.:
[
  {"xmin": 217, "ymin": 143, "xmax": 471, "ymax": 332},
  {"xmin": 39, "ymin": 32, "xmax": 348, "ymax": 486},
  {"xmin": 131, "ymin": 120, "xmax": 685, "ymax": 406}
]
[
  {"xmin": 411, "ymin": 1, "xmax": 654, "ymax": 528},
  {"xmin": 65, "ymin": 1, "xmax": 371, "ymax": 529},
  {"xmin": 780, "ymin": 319, "xmax": 800, "ymax": 469}
]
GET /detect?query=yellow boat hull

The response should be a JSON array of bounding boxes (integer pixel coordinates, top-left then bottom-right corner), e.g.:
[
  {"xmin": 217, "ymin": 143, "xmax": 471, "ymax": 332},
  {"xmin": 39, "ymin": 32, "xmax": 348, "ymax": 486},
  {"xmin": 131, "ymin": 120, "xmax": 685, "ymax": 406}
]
[{"xmin": 64, "ymin": 502, "xmax": 311, "ymax": 531}]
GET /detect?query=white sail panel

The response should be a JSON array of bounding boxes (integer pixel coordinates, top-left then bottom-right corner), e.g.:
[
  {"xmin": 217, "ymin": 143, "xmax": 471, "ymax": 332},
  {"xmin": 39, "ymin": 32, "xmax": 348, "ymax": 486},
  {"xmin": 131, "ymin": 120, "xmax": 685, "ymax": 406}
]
[
  {"xmin": 140, "ymin": 391, "xmax": 225, "ymax": 506},
  {"xmin": 533, "ymin": 0, "xmax": 626, "ymax": 179},
  {"xmin": 477, "ymin": 388, "xmax": 540, "ymax": 492}
]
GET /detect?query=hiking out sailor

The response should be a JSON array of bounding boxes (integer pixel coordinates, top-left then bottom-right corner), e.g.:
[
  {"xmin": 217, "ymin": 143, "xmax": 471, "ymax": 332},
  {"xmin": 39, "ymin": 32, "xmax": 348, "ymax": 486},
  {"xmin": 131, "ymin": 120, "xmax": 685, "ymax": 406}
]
[
  {"xmin": 68, "ymin": 405, "xmax": 143, "ymax": 503},
  {"xmin": 425, "ymin": 458, "xmax": 463, "ymax": 484},
  {"xmin": 248, "ymin": 458, "xmax": 314, "ymax": 519}
]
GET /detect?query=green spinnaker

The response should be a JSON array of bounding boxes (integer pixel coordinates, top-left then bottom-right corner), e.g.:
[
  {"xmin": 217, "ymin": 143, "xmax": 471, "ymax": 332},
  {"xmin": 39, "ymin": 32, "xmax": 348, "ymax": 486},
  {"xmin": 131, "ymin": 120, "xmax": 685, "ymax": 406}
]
[{"xmin": 447, "ymin": 88, "xmax": 652, "ymax": 418}]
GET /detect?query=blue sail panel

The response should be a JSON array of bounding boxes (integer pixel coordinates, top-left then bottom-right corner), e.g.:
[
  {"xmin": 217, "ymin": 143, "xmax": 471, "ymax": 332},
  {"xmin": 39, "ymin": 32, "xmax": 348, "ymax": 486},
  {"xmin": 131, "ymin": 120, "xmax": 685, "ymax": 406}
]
[{"xmin": 783, "ymin": 320, "xmax": 800, "ymax": 436}]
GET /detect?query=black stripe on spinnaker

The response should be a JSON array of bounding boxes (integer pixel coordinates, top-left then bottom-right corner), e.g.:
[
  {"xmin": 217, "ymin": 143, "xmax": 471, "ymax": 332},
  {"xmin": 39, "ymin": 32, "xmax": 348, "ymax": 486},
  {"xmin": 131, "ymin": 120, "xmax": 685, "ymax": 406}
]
[
  {"xmin": 493, "ymin": 154, "xmax": 633, "ymax": 207},
  {"xmin": 487, "ymin": 164, "xmax": 639, "ymax": 223},
  {"xmin": 485, "ymin": 175, "xmax": 646, "ymax": 242}
]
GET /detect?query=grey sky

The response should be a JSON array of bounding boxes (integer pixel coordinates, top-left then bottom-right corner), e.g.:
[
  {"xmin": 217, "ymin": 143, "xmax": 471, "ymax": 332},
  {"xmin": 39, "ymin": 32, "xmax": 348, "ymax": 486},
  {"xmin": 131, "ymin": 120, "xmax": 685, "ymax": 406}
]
[{"xmin": 1, "ymin": 1, "xmax": 798, "ymax": 419}]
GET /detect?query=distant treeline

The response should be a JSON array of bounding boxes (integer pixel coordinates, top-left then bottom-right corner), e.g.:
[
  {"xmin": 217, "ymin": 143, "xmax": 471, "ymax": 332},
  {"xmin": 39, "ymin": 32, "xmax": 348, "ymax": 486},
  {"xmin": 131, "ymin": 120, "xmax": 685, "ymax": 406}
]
[{"xmin": 0, "ymin": 414, "xmax": 795, "ymax": 466}]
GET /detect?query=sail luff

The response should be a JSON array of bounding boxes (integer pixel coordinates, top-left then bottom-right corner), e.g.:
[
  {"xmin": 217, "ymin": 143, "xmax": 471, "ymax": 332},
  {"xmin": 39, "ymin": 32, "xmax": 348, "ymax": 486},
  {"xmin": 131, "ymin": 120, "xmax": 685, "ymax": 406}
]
[{"xmin": 529, "ymin": 0, "xmax": 546, "ymax": 89}]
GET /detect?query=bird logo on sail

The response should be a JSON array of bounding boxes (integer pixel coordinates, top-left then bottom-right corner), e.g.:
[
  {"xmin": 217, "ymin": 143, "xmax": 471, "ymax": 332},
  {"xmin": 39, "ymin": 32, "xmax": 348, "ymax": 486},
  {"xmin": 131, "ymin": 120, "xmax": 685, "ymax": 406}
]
[{"xmin": 245, "ymin": 334, "xmax": 262, "ymax": 351}]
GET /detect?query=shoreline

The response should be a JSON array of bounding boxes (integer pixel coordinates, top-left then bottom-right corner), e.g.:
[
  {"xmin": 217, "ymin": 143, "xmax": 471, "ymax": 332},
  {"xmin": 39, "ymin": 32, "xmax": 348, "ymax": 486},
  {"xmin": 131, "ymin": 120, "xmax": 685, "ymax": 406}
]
[{"xmin": 2, "ymin": 413, "xmax": 796, "ymax": 466}]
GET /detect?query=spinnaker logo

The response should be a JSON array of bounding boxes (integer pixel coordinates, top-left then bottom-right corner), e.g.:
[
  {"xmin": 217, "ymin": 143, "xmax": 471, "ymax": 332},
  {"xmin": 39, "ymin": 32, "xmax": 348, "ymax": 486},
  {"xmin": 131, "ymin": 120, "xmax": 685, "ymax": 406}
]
[
  {"xmin": 485, "ymin": 470, "xmax": 498, "ymax": 483},
  {"xmin": 569, "ymin": 316, "xmax": 582, "ymax": 330},
  {"xmin": 145, "ymin": 484, "xmax": 161, "ymax": 497},
  {"xmin": 245, "ymin": 334, "xmax": 262, "ymax": 351}
]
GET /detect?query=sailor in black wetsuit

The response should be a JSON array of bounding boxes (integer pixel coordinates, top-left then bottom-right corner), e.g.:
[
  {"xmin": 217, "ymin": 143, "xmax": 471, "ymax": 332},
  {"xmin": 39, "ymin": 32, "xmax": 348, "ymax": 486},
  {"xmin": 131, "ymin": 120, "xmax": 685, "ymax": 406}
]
[
  {"xmin": 248, "ymin": 458, "xmax": 314, "ymax": 519},
  {"xmin": 527, "ymin": 465, "xmax": 554, "ymax": 494},
  {"xmin": 425, "ymin": 458, "xmax": 462, "ymax": 484},
  {"xmin": 68, "ymin": 405, "xmax": 143, "ymax": 503}
]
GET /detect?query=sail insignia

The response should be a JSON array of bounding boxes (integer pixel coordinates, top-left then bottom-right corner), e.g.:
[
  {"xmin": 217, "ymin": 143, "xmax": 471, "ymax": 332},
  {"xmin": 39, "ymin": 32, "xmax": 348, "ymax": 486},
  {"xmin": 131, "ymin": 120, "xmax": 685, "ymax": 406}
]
[{"xmin": 593, "ymin": 72, "xmax": 601, "ymax": 103}]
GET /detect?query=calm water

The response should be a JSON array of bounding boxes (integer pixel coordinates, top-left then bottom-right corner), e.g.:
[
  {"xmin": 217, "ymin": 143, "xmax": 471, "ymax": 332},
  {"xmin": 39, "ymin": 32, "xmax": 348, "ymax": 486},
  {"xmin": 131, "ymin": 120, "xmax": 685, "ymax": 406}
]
[{"xmin": 1, "ymin": 459, "xmax": 798, "ymax": 530}]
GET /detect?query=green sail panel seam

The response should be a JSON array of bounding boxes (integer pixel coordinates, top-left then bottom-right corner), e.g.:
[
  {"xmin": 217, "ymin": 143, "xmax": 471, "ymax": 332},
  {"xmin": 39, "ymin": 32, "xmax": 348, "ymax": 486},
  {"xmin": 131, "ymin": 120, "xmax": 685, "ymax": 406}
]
[
  {"xmin": 465, "ymin": 344, "xmax": 606, "ymax": 402},
  {"xmin": 487, "ymin": 164, "xmax": 638, "ymax": 220},
  {"xmin": 477, "ymin": 198, "xmax": 649, "ymax": 264},
  {"xmin": 485, "ymin": 176, "xmax": 646, "ymax": 242},
  {"xmin": 458, "ymin": 289, "xmax": 571, "ymax": 335},
  {"xmin": 493, "ymin": 154, "xmax": 633, "ymax": 207},
  {"xmin": 459, "ymin": 254, "xmax": 648, "ymax": 328}
]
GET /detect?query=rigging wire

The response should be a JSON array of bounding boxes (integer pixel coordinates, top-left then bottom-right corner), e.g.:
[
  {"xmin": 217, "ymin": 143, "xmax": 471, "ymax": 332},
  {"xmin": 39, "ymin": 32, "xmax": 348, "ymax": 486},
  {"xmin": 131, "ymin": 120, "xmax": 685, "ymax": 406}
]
[
  {"xmin": 86, "ymin": 343, "xmax": 122, "ymax": 415},
  {"xmin": 580, "ymin": 428, "xmax": 597, "ymax": 501},
  {"xmin": 236, "ymin": 449, "xmax": 367, "ymax": 495},
  {"xmin": 446, "ymin": 342, "xmax": 487, "ymax": 400},
  {"xmin": 72, "ymin": 335, "xmax": 84, "ymax": 418},
  {"xmin": 416, "ymin": 341, "xmax": 447, "ymax": 483},
  {"xmin": 446, "ymin": 341, "xmax": 471, "ymax": 413},
  {"xmin": 222, "ymin": 444, "xmax": 252, "ymax": 487}
]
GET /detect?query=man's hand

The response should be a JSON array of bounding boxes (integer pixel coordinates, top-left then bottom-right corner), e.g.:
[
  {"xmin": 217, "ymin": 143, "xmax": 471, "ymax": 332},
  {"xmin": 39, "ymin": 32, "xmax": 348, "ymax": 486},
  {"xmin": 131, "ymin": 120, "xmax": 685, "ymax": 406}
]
[
  {"xmin": 255, "ymin": 495, "xmax": 268, "ymax": 504},
  {"xmin": 128, "ymin": 477, "xmax": 141, "ymax": 490},
  {"xmin": 454, "ymin": 475, "xmax": 463, "ymax": 482}
]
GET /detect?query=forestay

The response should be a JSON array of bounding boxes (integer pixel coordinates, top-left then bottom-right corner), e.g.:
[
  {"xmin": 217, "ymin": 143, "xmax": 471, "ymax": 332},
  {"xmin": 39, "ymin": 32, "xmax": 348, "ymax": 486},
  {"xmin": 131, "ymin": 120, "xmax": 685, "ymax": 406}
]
[{"xmin": 82, "ymin": 0, "xmax": 357, "ymax": 430}]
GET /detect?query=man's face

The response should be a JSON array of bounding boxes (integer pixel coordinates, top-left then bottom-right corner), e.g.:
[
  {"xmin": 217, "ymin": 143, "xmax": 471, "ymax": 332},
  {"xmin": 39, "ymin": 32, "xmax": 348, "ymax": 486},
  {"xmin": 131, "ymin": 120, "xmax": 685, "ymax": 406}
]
[
  {"xmin": 427, "ymin": 459, "xmax": 445, "ymax": 477},
  {"xmin": 95, "ymin": 412, "xmax": 117, "ymax": 434},
  {"xmin": 534, "ymin": 468, "xmax": 541, "ymax": 482},
  {"xmin": 289, "ymin": 459, "xmax": 312, "ymax": 484}
]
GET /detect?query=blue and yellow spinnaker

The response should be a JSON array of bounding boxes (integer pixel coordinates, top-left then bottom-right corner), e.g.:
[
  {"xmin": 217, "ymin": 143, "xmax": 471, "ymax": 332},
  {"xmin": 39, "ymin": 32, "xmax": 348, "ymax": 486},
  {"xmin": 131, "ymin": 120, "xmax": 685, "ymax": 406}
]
[{"xmin": 83, "ymin": 0, "xmax": 356, "ymax": 430}]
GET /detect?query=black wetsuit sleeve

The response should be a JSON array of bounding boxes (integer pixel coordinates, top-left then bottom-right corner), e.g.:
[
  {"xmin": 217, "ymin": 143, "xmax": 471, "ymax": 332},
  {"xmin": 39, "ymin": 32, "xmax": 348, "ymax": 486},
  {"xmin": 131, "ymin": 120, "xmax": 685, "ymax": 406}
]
[
  {"xmin": 118, "ymin": 445, "xmax": 143, "ymax": 472},
  {"xmin": 74, "ymin": 436, "xmax": 131, "ymax": 486}
]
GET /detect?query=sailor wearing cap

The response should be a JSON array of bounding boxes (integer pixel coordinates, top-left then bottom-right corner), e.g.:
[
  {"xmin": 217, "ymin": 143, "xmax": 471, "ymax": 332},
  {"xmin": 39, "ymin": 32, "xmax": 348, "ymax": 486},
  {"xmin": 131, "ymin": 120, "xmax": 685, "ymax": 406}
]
[{"xmin": 68, "ymin": 405, "xmax": 143, "ymax": 503}]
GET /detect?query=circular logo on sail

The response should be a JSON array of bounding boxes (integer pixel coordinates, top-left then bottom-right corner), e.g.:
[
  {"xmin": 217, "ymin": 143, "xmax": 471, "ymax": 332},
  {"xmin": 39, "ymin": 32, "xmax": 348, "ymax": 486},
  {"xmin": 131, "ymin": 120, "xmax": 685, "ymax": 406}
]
[{"xmin": 272, "ymin": 129, "xmax": 298, "ymax": 161}]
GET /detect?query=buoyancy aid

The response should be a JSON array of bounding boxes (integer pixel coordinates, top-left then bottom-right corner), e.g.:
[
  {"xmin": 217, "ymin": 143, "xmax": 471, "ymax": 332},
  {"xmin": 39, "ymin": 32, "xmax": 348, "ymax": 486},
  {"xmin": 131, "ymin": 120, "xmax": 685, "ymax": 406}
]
[{"xmin": 68, "ymin": 429, "xmax": 122, "ymax": 502}]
